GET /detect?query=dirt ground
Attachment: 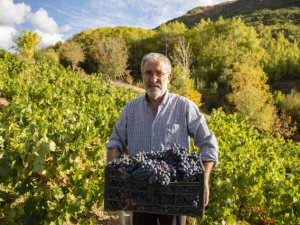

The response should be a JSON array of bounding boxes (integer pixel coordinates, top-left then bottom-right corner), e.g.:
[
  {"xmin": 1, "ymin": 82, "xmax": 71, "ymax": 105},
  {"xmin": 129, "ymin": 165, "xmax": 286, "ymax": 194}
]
[{"xmin": 89, "ymin": 207, "xmax": 131, "ymax": 225}]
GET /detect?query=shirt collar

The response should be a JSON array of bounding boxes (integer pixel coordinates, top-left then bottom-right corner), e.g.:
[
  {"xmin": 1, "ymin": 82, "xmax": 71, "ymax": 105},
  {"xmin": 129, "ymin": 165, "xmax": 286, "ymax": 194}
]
[{"xmin": 161, "ymin": 90, "xmax": 169, "ymax": 105}]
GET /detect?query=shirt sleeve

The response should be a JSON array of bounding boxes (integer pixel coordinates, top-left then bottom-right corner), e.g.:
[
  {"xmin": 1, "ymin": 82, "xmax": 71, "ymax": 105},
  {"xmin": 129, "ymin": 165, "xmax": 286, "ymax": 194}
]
[
  {"xmin": 186, "ymin": 100, "xmax": 219, "ymax": 167},
  {"xmin": 106, "ymin": 104, "xmax": 128, "ymax": 154}
]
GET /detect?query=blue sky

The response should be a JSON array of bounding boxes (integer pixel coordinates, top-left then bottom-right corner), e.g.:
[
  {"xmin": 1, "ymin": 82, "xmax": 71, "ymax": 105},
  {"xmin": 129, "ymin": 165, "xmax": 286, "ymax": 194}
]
[{"xmin": 0, "ymin": 0, "xmax": 229, "ymax": 50}]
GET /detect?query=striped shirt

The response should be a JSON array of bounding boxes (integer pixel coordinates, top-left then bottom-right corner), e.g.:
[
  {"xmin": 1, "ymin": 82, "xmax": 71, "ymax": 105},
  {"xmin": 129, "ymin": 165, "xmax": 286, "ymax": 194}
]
[{"xmin": 106, "ymin": 92, "xmax": 219, "ymax": 166}]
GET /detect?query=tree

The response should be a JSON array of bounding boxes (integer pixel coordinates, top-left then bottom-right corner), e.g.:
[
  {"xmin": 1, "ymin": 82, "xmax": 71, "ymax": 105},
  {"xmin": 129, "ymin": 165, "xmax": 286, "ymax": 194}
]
[
  {"xmin": 170, "ymin": 38, "xmax": 202, "ymax": 107},
  {"xmin": 72, "ymin": 27, "xmax": 156, "ymax": 78},
  {"xmin": 157, "ymin": 22, "xmax": 187, "ymax": 57},
  {"xmin": 14, "ymin": 30, "xmax": 41, "ymax": 61},
  {"xmin": 171, "ymin": 37, "xmax": 193, "ymax": 72},
  {"xmin": 225, "ymin": 63, "xmax": 277, "ymax": 131},
  {"xmin": 262, "ymin": 32, "xmax": 300, "ymax": 81},
  {"xmin": 91, "ymin": 37, "xmax": 130, "ymax": 81},
  {"xmin": 59, "ymin": 41, "xmax": 85, "ymax": 72},
  {"xmin": 170, "ymin": 66, "xmax": 202, "ymax": 107},
  {"xmin": 35, "ymin": 48, "xmax": 59, "ymax": 65},
  {"xmin": 189, "ymin": 17, "xmax": 263, "ymax": 110}
]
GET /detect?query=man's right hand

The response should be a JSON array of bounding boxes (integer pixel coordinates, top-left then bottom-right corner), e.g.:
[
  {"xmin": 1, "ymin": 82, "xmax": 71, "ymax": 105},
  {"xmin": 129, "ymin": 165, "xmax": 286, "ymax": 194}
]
[{"xmin": 106, "ymin": 147, "xmax": 121, "ymax": 163}]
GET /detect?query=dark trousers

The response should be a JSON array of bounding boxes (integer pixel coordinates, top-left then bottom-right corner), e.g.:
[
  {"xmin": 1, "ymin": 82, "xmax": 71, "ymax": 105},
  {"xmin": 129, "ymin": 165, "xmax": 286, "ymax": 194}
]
[{"xmin": 132, "ymin": 212, "xmax": 186, "ymax": 225}]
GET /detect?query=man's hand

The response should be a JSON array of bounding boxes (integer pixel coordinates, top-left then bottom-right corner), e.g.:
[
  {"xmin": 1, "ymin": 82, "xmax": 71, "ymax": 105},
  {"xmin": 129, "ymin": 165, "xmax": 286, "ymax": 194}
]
[
  {"xmin": 203, "ymin": 161, "xmax": 214, "ymax": 206},
  {"xmin": 106, "ymin": 147, "xmax": 121, "ymax": 163}
]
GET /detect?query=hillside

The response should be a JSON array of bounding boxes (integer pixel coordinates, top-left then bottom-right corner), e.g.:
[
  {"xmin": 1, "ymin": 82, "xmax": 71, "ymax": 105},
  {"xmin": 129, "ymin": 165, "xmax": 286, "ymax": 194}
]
[
  {"xmin": 164, "ymin": 0, "xmax": 300, "ymax": 96},
  {"xmin": 166, "ymin": 0, "xmax": 300, "ymax": 27}
]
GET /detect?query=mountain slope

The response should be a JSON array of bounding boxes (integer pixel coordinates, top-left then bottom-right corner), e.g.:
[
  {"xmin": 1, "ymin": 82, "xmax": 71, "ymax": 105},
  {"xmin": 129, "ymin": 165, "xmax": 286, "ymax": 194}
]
[{"xmin": 167, "ymin": 0, "xmax": 300, "ymax": 27}]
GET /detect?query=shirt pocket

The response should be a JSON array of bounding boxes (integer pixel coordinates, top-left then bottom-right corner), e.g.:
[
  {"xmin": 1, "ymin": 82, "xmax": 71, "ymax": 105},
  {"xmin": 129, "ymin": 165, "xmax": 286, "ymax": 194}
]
[{"xmin": 163, "ymin": 123, "xmax": 181, "ymax": 145}]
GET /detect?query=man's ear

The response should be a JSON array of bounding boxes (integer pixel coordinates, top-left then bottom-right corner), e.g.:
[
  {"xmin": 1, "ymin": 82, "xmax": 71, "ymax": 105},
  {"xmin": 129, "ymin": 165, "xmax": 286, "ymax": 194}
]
[{"xmin": 168, "ymin": 73, "xmax": 172, "ymax": 82}]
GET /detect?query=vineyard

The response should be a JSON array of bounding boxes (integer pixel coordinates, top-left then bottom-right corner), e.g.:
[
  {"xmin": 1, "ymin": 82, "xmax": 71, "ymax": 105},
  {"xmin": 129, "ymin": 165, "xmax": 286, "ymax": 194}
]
[{"xmin": 0, "ymin": 51, "xmax": 299, "ymax": 224}]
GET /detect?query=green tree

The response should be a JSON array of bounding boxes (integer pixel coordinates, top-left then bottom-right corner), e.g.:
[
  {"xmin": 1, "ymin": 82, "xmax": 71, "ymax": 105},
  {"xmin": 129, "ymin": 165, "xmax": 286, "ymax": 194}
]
[
  {"xmin": 262, "ymin": 32, "xmax": 300, "ymax": 81},
  {"xmin": 14, "ymin": 30, "xmax": 41, "ymax": 61},
  {"xmin": 189, "ymin": 17, "xmax": 262, "ymax": 110},
  {"xmin": 59, "ymin": 41, "xmax": 85, "ymax": 72},
  {"xmin": 157, "ymin": 21, "xmax": 187, "ymax": 57}
]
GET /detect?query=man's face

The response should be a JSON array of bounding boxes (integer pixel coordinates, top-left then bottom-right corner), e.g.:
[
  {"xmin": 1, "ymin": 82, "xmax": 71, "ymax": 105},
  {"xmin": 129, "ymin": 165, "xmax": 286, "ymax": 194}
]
[{"xmin": 142, "ymin": 60, "xmax": 172, "ymax": 101}]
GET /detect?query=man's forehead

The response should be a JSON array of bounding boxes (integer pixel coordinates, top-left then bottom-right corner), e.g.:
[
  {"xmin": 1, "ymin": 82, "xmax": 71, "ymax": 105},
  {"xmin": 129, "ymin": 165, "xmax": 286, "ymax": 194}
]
[{"xmin": 144, "ymin": 60, "xmax": 168, "ymax": 69}]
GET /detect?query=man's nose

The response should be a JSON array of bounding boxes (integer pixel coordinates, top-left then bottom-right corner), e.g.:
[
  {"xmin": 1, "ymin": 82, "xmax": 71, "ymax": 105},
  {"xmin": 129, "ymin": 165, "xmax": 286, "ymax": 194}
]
[{"xmin": 149, "ymin": 75, "xmax": 158, "ymax": 83}]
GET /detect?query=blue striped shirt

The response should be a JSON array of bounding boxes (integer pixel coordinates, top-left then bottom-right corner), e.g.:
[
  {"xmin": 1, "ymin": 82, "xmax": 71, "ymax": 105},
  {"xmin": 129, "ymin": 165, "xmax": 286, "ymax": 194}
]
[{"xmin": 106, "ymin": 92, "xmax": 219, "ymax": 166}]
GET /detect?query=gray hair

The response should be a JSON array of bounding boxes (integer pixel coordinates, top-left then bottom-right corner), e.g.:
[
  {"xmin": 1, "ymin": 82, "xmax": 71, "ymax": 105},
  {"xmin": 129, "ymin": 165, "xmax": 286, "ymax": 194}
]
[{"xmin": 141, "ymin": 53, "xmax": 172, "ymax": 74}]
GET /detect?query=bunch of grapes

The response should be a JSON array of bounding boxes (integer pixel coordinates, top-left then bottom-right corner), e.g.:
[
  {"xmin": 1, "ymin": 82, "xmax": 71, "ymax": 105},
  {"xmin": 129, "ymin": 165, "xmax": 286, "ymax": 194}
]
[
  {"xmin": 131, "ymin": 158, "xmax": 170, "ymax": 185},
  {"xmin": 107, "ymin": 144, "xmax": 203, "ymax": 185}
]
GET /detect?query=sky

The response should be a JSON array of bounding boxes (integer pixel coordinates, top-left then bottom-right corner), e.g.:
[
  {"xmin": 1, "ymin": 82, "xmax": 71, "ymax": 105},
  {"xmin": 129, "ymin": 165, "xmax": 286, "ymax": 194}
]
[{"xmin": 0, "ymin": 0, "xmax": 230, "ymax": 50}]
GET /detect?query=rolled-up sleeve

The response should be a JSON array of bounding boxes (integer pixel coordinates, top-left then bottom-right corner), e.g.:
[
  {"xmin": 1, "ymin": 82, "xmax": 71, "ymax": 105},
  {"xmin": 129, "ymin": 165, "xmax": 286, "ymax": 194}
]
[
  {"xmin": 106, "ymin": 105, "xmax": 128, "ymax": 154},
  {"xmin": 186, "ymin": 100, "xmax": 219, "ymax": 167}
]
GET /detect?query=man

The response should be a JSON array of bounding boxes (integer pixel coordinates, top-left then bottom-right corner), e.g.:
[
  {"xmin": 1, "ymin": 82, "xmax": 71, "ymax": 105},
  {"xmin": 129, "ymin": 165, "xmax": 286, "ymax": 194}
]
[{"xmin": 106, "ymin": 52, "xmax": 219, "ymax": 225}]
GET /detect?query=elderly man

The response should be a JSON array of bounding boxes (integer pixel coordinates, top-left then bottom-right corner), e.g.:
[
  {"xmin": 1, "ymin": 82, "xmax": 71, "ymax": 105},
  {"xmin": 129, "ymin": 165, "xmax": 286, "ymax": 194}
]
[{"xmin": 106, "ymin": 52, "xmax": 219, "ymax": 225}]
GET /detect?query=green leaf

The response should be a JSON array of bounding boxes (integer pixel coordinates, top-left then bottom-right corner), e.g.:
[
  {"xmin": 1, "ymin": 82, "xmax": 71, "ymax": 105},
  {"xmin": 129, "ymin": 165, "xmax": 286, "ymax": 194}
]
[
  {"xmin": 49, "ymin": 141, "xmax": 56, "ymax": 152},
  {"xmin": 33, "ymin": 155, "xmax": 45, "ymax": 172},
  {"xmin": 38, "ymin": 142, "xmax": 50, "ymax": 157},
  {"xmin": 52, "ymin": 187, "xmax": 65, "ymax": 201}
]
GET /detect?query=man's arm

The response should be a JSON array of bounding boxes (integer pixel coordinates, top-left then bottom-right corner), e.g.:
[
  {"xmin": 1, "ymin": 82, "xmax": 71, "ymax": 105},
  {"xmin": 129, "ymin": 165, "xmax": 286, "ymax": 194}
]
[
  {"xmin": 186, "ymin": 99, "xmax": 219, "ymax": 206},
  {"xmin": 203, "ymin": 161, "xmax": 214, "ymax": 206},
  {"xmin": 106, "ymin": 104, "xmax": 128, "ymax": 160},
  {"xmin": 186, "ymin": 100, "xmax": 219, "ymax": 166}
]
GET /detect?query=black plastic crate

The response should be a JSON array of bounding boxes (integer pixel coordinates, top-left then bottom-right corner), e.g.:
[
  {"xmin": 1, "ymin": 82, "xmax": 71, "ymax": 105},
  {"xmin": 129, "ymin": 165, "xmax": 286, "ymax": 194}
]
[{"xmin": 104, "ymin": 164, "xmax": 205, "ymax": 217}]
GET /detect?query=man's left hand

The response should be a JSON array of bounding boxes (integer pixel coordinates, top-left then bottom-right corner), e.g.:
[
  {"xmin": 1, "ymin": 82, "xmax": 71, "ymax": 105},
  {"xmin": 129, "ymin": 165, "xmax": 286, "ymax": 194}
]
[{"xmin": 203, "ymin": 161, "xmax": 214, "ymax": 207}]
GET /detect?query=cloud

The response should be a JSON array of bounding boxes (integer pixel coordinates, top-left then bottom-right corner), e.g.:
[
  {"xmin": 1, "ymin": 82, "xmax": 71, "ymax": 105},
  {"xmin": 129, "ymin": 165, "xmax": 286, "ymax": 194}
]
[
  {"xmin": 61, "ymin": 24, "xmax": 72, "ymax": 32},
  {"xmin": 0, "ymin": 1, "xmax": 71, "ymax": 51},
  {"xmin": 84, "ymin": 0, "xmax": 231, "ymax": 29},
  {"xmin": 35, "ymin": 30, "xmax": 63, "ymax": 48},
  {"xmin": 28, "ymin": 8, "xmax": 60, "ymax": 34},
  {"xmin": 0, "ymin": 25, "xmax": 17, "ymax": 50},
  {"xmin": 0, "ymin": 0, "xmax": 31, "ymax": 26}
]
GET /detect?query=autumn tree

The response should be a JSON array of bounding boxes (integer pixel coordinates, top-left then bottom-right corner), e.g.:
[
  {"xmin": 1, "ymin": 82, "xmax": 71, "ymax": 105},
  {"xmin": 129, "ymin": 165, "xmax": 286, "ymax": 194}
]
[
  {"xmin": 225, "ymin": 63, "xmax": 277, "ymax": 131},
  {"xmin": 272, "ymin": 111, "xmax": 297, "ymax": 139},
  {"xmin": 59, "ymin": 41, "xmax": 85, "ymax": 72},
  {"xmin": 91, "ymin": 37, "xmax": 130, "ymax": 82},
  {"xmin": 14, "ymin": 30, "xmax": 41, "ymax": 61},
  {"xmin": 72, "ymin": 27, "xmax": 156, "ymax": 78}
]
